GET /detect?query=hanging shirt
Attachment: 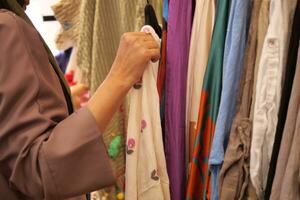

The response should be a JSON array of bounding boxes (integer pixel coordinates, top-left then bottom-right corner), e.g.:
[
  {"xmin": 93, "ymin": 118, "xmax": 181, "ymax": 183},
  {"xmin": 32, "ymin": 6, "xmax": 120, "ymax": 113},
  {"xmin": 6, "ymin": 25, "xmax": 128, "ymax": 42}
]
[
  {"xmin": 208, "ymin": 0, "xmax": 251, "ymax": 199},
  {"xmin": 250, "ymin": 0, "xmax": 298, "ymax": 198},
  {"xmin": 125, "ymin": 26, "xmax": 170, "ymax": 200},
  {"xmin": 250, "ymin": 0, "xmax": 271, "ymax": 117},
  {"xmin": 165, "ymin": 0, "xmax": 193, "ymax": 199},
  {"xmin": 186, "ymin": 0, "xmax": 231, "ymax": 199},
  {"xmin": 186, "ymin": 0, "xmax": 215, "ymax": 166},
  {"xmin": 163, "ymin": 0, "xmax": 168, "ymax": 21},
  {"xmin": 265, "ymin": 1, "xmax": 300, "ymax": 197}
]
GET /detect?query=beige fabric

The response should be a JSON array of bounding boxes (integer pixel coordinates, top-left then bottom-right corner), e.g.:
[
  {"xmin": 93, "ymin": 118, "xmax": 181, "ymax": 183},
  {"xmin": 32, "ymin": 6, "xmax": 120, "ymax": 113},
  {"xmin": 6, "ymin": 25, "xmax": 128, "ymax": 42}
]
[
  {"xmin": 125, "ymin": 26, "xmax": 170, "ymax": 200},
  {"xmin": 52, "ymin": 0, "xmax": 88, "ymax": 86},
  {"xmin": 77, "ymin": 0, "xmax": 121, "ymax": 94},
  {"xmin": 52, "ymin": 0, "xmax": 81, "ymax": 51},
  {"xmin": 250, "ymin": 0, "xmax": 270, "ymax": 117},
  {"xmin": 246, "ymin": 1, "xmax": 271, "ymax": 198},
  {"xmin": 77, "ymin": 0, "xmax": 162, "ymax": 94},
  {"xmin": 77, "ymin": 1, "xmax": 123, "ymax": 195},
  {"xmin": 250, "ymin": 0, "xmax": 298, "ymax": 198},
  {"xmin": 185, "ymin": 0, "xmax": 215, "ymax": 164}
]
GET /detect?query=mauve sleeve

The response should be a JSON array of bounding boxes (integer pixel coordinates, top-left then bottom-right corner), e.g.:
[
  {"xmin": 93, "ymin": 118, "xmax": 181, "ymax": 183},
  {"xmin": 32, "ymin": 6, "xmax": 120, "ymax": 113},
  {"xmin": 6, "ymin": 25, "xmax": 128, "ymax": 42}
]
[{"xmin": 0, "ymin": 11, "xmax": 115, "ymax": 199}]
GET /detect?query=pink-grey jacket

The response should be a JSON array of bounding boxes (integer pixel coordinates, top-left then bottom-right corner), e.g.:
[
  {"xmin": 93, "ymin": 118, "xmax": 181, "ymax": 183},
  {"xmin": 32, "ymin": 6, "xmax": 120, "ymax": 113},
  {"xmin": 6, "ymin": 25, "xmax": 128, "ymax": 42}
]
[{"xmin": 0, "ymin": 10, "xmax": 115, "ymax": 200}]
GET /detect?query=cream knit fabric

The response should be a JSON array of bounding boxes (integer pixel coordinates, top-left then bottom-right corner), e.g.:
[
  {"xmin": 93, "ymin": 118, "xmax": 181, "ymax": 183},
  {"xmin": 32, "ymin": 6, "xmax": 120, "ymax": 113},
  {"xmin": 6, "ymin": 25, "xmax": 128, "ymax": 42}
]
[
  {"xmin": 52, "ymin": 0, "xmax": 81, "ymax": 51},
  {"xmin": 77, "ymin": 0, "xmax": 162, "ymax": 94}
]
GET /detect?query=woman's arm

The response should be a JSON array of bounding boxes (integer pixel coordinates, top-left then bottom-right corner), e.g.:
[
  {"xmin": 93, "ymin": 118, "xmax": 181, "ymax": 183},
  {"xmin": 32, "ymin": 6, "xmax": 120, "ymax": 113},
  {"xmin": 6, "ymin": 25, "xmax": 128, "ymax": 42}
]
[
  {"xmin": 0, "ymin": 11, "xmax": 159, "ymax": 199},
  {"xmin": 87, "ymin": 32, "xmax": 160, "ymax": 133}
]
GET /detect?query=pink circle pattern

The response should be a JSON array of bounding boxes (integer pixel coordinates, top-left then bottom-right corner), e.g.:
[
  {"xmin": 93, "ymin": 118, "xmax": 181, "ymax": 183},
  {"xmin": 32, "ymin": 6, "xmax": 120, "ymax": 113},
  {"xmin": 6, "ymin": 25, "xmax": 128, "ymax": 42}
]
[
  {"xmin": 141, "ymin": 120, "xmax": 147, "ymax": 130},
  {"xmin": 127, "ymin": 138, "xmax": 136, "ymax": 149}
]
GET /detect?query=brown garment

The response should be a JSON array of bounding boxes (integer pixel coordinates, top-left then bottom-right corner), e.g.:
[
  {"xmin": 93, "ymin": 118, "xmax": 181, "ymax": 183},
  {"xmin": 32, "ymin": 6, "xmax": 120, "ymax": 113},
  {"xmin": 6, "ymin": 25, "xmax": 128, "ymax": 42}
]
[
  {"xmin": 270, "ymin": 44, "xmax": 300, "ymax": 200},
  {"xmin": 0, "ymin": 10, "xmax": 115, "ymax": 200},
  {"xmin": 218, "ymin": 0, "xmax": 261, "ymax": 199},
  {"xmin": 250, "ymin": 0, "xmax": 271, "ymax": 117}
]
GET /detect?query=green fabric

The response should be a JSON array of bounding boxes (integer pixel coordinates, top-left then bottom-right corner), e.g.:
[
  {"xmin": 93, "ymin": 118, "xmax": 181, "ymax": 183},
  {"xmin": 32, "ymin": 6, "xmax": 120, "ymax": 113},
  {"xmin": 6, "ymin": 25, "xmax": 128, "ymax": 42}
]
[
  {"xmin": 108, "ymin": 135, "xmax": 122, "ymax": 159},
  {"xmin": 203, "ymin": 0, "xmax": 231, "ymax": 119}
]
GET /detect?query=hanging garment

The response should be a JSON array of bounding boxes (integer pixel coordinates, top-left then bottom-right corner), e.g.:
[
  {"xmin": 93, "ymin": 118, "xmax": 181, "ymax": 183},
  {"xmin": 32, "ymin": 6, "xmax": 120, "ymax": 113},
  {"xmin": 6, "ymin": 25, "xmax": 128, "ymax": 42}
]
[
  {"xmin": 145, "ymin": 3, "xmax": 162, "ymax": 37},
  {"xmin": 265, "ymin": 1, "xmax": 300, "ymax": 198},
  {"xmin": 0, "ymin": 9, "xmax": 115, "ymax": 199},
  {"xmin": 77, "ymin": 0, "xmax": 122, "ymax": 93},
  {"xmin": 163, "ymin": 0, "xmax": 168, "ymax": 21},
  {"xmin": 218, "ymin": 0, "xmax": 262, "ymax": 199},
  {"xmin": 55, "ymin": 48, "xmax": 73, "ymax": 73},
  {"xmin": 65, "ymin": 47, "xmax": 85, "ymax": 83},
  {"xmin": 165, "ymin": 0, "xmax": 192, "ymax": 200},
  {"xmin": 185, "ymin": 0, "xmax": 215, "ymax": 166},
  {"xmin": 208, "ymin": 0, "xmax": 252, "ymax": 199},
  {"xmin": 250, "ymin": 0, "xmax": 298, "ymax": 198},
  {"xmin": 250, "ymin": 0, "xmax": 271, "ymax": 116},
  {"xmin": 157, "ymin": 21, "xmax": 167, "ymax": 144},
  {"xmin": 247, "ymin": 1, "xmax": 271, "ymax": 198},
  {"xmin": 165, "ymin": 0, "xmax": 193, "ymax": 199},
  {"xmin": 51, "ymin": 0, "xmax": 81, "ymax": 51},
  {"xmin": 269, "ymin": 44, "xmax": 300, "ymax": 200},
  {"xmin": 125, "ymin": 26, "xmax": 170, "ymax": 200},
  {"xmin": 186, "ymin": 0, "xmax": 231, "ymax": 199},
  {"xmin": 77, "ymin": 0, "xmax": 162, "ymax": 94},
  {"xmin": 77, "ymin": 2, "xmax": 162, "ymax": 196},
  {"xmin": 77, "ymin": 2, "xmax": 126, "ymax": 196},
  {"xmin": 157, "ymin": 21, "xmax": 167, "ymax": 102},
  {"xmin": 52, "ymin": 0, "xmax": 88, "ymax": 82}
]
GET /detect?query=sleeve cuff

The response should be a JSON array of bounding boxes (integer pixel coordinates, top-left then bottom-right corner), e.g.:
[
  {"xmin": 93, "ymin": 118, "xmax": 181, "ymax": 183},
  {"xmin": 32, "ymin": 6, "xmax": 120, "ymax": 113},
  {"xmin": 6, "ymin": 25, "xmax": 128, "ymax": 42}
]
[{"xmin": 40, "ymin": 107, "xmax": 116, "ymax": 199}]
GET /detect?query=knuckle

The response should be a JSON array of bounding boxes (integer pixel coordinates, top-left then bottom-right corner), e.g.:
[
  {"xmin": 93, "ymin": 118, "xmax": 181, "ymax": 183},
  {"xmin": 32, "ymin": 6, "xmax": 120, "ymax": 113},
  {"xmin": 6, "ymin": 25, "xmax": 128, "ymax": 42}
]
[
  {"xmin": 122, "ymin": 33, "xmax": 131, "ymax": 42},
  {"xmin": 141, "ymin": 49, "xmax": 149, "ymax": 58},
  {"xmin": 133, "ymin": 40, "xmax": 141, "ymax": 49}
]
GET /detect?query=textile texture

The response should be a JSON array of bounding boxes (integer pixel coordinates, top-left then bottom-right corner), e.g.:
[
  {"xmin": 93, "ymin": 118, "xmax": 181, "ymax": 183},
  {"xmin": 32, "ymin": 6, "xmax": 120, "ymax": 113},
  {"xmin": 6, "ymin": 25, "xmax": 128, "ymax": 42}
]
[
  {"xmin": 250, "ymin": 0, "xmax": 297, "ymax": 197},
  {"xmin": 270, "ymin": 44, "xmax": 300, "ymax": 200},
  {"xmin": 186, "ymin": 0, "xmax": 215, "ymax": 166},
  {"xmin": 186, "ymin": 0, "xmax": 231, "ymax": 199},
  {"xmin": 208, "ymin": 0, "xmax": 251, "ymax": 199},
  {"xmin": 125, "ymin": 26, "xmax": 170, "ymax": 200},
  {"xmin": 218, "ymin": 0, "xmax": 262, "ymax": 199},
  {"xmin": 165, "ymin": 0, "xmax": 193, "ymax": 199}
]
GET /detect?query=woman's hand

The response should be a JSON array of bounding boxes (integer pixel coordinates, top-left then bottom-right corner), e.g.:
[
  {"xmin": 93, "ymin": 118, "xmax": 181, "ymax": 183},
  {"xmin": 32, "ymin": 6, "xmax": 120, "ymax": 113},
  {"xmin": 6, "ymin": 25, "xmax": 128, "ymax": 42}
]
[
  {"xmin": 108, "ymin": 32, "xmax": 160, "ymax": 89},
  {"xmin": 87, "ymin": 32, "xmax": 160, "ymax": 133}
]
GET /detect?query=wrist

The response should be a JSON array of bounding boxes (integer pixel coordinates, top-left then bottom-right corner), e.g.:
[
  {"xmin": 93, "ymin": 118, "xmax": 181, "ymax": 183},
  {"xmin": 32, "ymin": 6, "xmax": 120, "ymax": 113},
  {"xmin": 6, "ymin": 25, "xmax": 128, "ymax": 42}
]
[{"xmin": 105, "ymin": 72, "xmax": 132, "ymax": 94}]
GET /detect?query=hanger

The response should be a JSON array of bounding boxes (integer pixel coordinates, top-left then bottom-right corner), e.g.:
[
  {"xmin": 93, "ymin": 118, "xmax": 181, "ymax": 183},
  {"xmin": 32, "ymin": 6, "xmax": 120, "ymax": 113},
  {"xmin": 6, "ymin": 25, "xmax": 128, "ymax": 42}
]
[
  {"xmin": 43, "ymin": 15, "xmax": 56, "ymax": 22},
  {"xmin": 144, "ymin": 0, "xmax": 162, "ymax": 37}
]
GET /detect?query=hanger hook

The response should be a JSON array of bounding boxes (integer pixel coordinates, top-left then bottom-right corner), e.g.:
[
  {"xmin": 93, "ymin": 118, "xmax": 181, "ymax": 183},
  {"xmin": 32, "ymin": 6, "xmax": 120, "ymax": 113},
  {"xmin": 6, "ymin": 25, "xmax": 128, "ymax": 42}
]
[{"xmin": 147, "ymin": 0, "xmax": 150, "ymax": 4}]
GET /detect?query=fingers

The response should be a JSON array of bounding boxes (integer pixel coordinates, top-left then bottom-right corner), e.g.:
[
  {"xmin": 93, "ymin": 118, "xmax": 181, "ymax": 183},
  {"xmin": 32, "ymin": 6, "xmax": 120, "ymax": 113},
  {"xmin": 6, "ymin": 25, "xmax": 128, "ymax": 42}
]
[
  {"xmin": 124, "ymin": 32, "xmax": 157, "ymax": 43},
  {"xmin": 147, "ymin": 48, "xmax": 161, "ymax": 62},
  {"xmin": 121, "ymin": 32, "xmax": 161, "ymax": 62},
  {"xmin": 76, "ymin": 84, "xmax": 89, "ymax": 92},
  {"xmin": 71, "ymin": 84, "xmax": 89, "ymax": 96},
  {"xmin": 144, "ymin": 41, "xmax": 160, "ymax": 50}
]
